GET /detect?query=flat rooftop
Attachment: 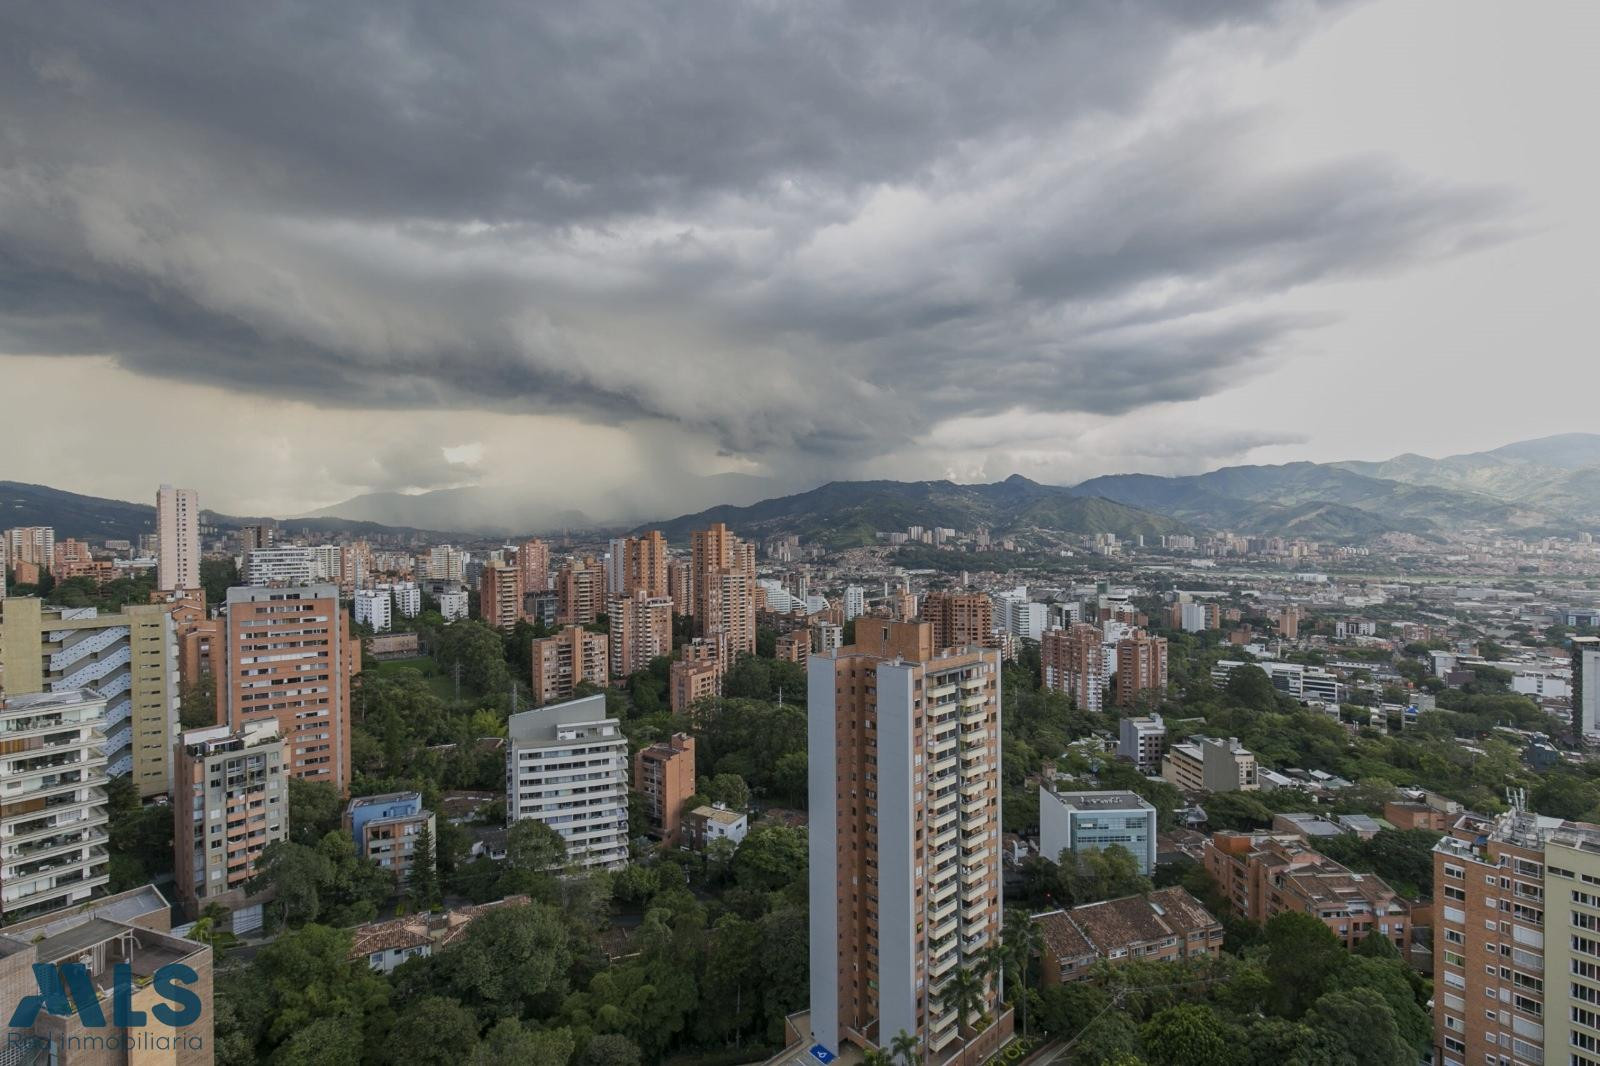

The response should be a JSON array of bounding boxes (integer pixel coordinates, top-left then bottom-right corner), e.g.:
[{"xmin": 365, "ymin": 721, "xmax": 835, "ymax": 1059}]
[{"xmin": 1048, "ymin": 789, "xmax": 1153, "ymax": 812}]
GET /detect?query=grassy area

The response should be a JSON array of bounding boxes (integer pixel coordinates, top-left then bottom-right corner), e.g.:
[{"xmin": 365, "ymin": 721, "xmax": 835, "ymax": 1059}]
[{"xmin": 366, "ymin": 656, "xmax": 458, "ymax": 702}]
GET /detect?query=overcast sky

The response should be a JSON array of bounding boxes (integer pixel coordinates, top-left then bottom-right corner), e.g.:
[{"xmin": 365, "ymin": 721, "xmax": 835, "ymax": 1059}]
[{"xmin": 2, "ymin": 0, "xmax": 1596, "ymax": 518}]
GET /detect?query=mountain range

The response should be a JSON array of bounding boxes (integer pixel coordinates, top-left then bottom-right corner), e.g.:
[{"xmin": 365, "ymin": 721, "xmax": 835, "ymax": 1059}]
[{"xmin": 11, "ymin": 433, "xmax": 1600, "ymax": 546}]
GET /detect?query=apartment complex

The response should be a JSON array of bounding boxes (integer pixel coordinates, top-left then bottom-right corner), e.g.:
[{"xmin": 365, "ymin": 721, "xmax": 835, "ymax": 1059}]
[
  {"xmin": 4, "ymin": 527, "xmax": 55, "ymax": 572},
  {"xmin": 609, "ymin": 589, "xmax": 673, "ymax": 678},
  {"xmin": 690, "ymin": 523, "xmax": 757, "ymax": 656},
  {"xmin": 919, "ymin": 590, "xmax": 997, "ymax": 650},
  {"xmin": 1573, "ymin": 635, "xmax": 1600, "ymax": 737},
  {"xmin": 0, "ymin": 689, "xmax": 110, "ymax": 924},
  {"xmin": 1113, "ymin": 630, "xmax": 1168, "ymax": 708},
  {"xmin": 506, "ymin": 694, "xmax": 629, "ymax": 870},
  {"xmin": 530, "ymin": 625, "xmax": 609, "ymax": 705},
  {"xmin": 345, "ymin": 791, "xmax": 435, "ymax": 885},
  {"xmin": 479, "ymin": 559, "xmax": 524, "ymax": 629},
  {"xmin": 1204, "ymin": 830, "xmax": 1407, "ymax": 950},
  {"xmin": 354, "ymin": 588, "xmax": 393, "ymax": 632},
  {"xmin": 218, "ymin": 585, "xmax": 358, "ymax": 792},
  {"xmin": 518, "ymin": 538, "xmax": 550, "ymax": 594},
  {"xmin": 1162, "ymin": 735, "xmax": 1257, "ymax": 793},
  {"xmin": 0, "ymin": 596, "xmax": 180, "ymax": 798},
  {"xmin": 0, "ymin": 885, "xmax": 214, "ymax": 1064},
  {"xmin": 1431, "ymin": 808, "xmax": 1600, "ymax": 1066},
  {"xmin": 807, "ymin": 619, "xmax": 1010, "ymax": 1065},
  {"xmin": 632, "ymin": 732, "xmax": 696, "ymax": 847},
  {"xmin": 556, "ymin": 556, "xmax": 605, "ymax": 626},
  {"xmin": 670, "ymin": 657, "xmax": 722, "ymax": 712},
  {"xmin": 172, "ymin": 720, "xmax": 286, "ymax": 927},
  {"xmin": 1035, "ymin": 886, "xmax": 1223, "ymax": 985},
  {"xmin": 157, "ymin": 484, "xmax": 201, "ymax": 593},
  {"xmin": 1118, "ymin": 714, "xmax": 1166, "ymax": 775},
  {"xmin": 609, "ymin": 531, "xmax": 668, "ymax": 599},
  {"xmin": 1040, "ymin": 623, "xmax": 1105, "ymax": 712},
  {"xmin": 1039, "ymin": 788, "xmax": 1157, "ymax": 874}
]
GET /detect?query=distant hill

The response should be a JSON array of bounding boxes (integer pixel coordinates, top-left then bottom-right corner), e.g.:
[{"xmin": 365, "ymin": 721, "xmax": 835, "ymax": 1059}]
[
  {"xmin": 1073, "ymin": 461, "xmax": 1533, "ymax": 536},
  {"xmin": 1334, "ymin": 432, "xmax": 1600, "ymax": 524},
  {"xmin": 0, "ymin": 482, "xmax": 454, "ymax": 542},
  {"xmin": 637, "ymin": 475, "xmax": 1189, "ymax": 549}
]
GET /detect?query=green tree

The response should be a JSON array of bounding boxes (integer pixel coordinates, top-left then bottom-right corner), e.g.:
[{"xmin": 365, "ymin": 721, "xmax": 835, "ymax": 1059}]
[
  {"xmin": 429, "ymin": 901, "xmax": 573, "ymax": 1019},
  {"xmin": 1263, "ymin": 911, "xmax": 1345, "ymax": 1017},
  {"xmin": 1224, "ymin": 663, "xmax": 1278, "ymax": 713},
  {"xmin": 935, "ymin": 968, "xmax": 985, "ymax": 1065},
  {"xmin": 179, "ymin": 673, "xmax": 218, "ymax": 729},
  {"xmin": 274, "ymin": 1016, "xmax": 366, "ymax": 1066},
  {"xmin": 700, "ymin": 772, "xmax": 751, "ymax": 810},
  {"xmin": 579, "ymin": 1034, "xmax": 642, "ymax": 1066},
  {"xmin": 384, "ymin": 996, "xmax": 481, "ymax": 1065},
  {"xmin": 732, "ymin": 824, "xmax": 809, "ymax": 899},
  {"xmin": 288, "ymin": 778, "xmax": 344, "ymax": 845},
  {"xmin": 470, "ymin": 1020, "xmax": 575, "ymax": 1066},
  {"xmin": 1304, "ymin": 987, "xmax": 1413, "ymax": 1065},
  {"xmin": 1060, "ymin": 844, "xmax": 1152, "ymax": 906},
  {"xmin": 407, "ymin": 820, "xmax": 440, "ymax": 909},
  {"xmin": 254, "ymin": 925, "xmax": 390, "ymax": 1046},
  {"xmin": 1139, "ymin": 1004, "xmax": 1229, "ymax": 1066}
]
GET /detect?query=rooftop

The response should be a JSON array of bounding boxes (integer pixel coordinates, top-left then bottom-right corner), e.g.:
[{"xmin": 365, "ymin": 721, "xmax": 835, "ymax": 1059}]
[
  {"xmin": 507, "ymin": 694, "xmax": 616, "ymax": 743},
  {"xmin": 1046, "ymin": 789, "xmax": 1154, "ymax": 813},
  {"xmin": 347, "ymin": 896, "xmax": 528, "ymax": 959}
]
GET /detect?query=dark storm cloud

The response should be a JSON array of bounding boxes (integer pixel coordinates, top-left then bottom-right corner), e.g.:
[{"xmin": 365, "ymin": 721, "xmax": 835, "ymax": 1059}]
[{"xmin": 0, "ymin": 0, "xmax": 1507, "ymax": 463}]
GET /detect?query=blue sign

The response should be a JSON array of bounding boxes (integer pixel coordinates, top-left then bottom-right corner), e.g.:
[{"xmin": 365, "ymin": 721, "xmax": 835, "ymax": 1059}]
[
  {"xmin": 809, "ymin": 1043, "xmax": 837, "ymax": 1064},
  {"xmin": 9, "ymin": 963, "xmax": 203, "ymax": 1029}
]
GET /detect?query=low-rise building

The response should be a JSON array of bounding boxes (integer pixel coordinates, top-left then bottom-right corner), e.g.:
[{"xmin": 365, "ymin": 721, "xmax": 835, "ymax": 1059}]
[
  {"xmin": 1117, "ymin": 713, "xmax": 1166, "ymax": 775},
  {"xmin": 348, "ymin": 895, "xmax": 529, "ymax": 974},
  {"xmin": 1204, "ymin": 830, "xmax": 1407, "ymax": 950},
  {"xmin": 345, "ymin": 791, "xmax": 435, "ymax": 885},
  {"xmin": 1036, "ymin": 886, "xmax": 1223, "ymax": 985},
  {"xmin": 670, "ymin": 658, "xmax": 722, "ymax": 712},
  {"xmin": 684, "ymin": 804, "xmax": 749, "ymax": 850},
  {"xmin": 0, "ymin": 885, "xmax": 213, "ymax": 1065},
  {"xmin": 1039, "ymin": 787, "xmax": 1157, "ymax": 874},
  {"xmin": 1161, "ymin": 735, "xmax": 1258, "ymax": 793}
]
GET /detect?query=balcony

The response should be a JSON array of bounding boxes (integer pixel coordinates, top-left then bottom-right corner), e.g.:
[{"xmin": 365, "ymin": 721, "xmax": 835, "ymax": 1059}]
[
  {"xmin": 929, "ymin": 897, "xmax": 958, "ymax": 924},
  {"xmin": 929, "ymin": 808, "xmax": 958, "ymax": 832},
  {"xmin": 931, "ymin": 827, "xmax": 958, "ymax": 850},
  {"xmin": 931, "ymin": 756, "xmax": 959, "ymax": 777},
  {"xmin": 3, "ymin": 827, "xmax": 109, "ymax": 866},
  {"xmin": 960, "ymin": 863, "xmax": 987, "ymax": 886},
  {"xmin": 962, "ymin": 879, "xmax": 988, "ymax": 903},
  {"xmin": 928, "ymin": 950, "xmax": 960, "ymax": 979},
  {"xmin": 930, "ymin": 879, "xmax": 959, "ymax": 906}
]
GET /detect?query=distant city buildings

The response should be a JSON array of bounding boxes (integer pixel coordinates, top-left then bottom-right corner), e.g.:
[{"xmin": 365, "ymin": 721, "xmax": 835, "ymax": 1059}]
[
  {"xmin": 691, "ymin": 523, "xmax": 757, "ymax": 656},
  {"xmin": 479, "ymin": 559, "xmax": 523, "ymax": 629},
  {"xmin": 1114, "ymin": 630, "xmax": 1168, "ymax": 708},
  {"xmin": 609, "ymin": 588, "xmax": 672, "ymax": 678},
  {"xmin": 354, "ymin": 588, "xmax": 393, "ymax": 632},
  {"xmin": 919, "ymin": 588, "xmax": 997, "ymax": 649},
  {"xmin": 507, "ymin": 694, "xmax": 628, "ymax": 870}
]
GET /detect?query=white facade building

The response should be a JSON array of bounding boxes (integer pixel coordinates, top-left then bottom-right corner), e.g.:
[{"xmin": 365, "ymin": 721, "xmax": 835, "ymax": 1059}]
[
  {"xmin": 156, "ymin": 485, "xmax": 200, "ymax": 592},
  {"xmin": 506, "ymin": 694, "xmax": 629, "ymax": 870},
  {"xmin": 437, "ymin": 589, "xmax": 469, "ymax": 622},
  {"xmin": 245, "ymin": 546, "xmax": 316, "ymax": 586},
  {"xmin": 0, "ymin": 688, "xmax": 111, "ymax": 922},
  {"xmin": 843, "ymin": 585, "xmax": 866, "ymax": 621},
  {"xmin": 383, "ymin": 582, "xmax": 422, "ymax": 618},
  {"xmin": 354, "ymin": 589, "xmax": 393, "ymax": 632}
]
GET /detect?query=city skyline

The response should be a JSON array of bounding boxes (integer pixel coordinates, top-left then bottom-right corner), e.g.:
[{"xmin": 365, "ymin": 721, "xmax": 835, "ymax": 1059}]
[{"xmin": 2, "ymin": 2, "xmax": 1597, "ymax": 517}]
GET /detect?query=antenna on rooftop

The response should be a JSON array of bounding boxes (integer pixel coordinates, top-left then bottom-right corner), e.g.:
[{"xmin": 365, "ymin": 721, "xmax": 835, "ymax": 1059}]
[{"xmin": 1507, "ymin": 786, "xmax": 1526, "ymax": 813}]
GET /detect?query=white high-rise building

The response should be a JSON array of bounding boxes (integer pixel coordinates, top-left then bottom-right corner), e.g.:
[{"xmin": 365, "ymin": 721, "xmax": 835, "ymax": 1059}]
[
  {"xmin": 245, "ymin": 546, "xmax": 316, "ymax": 586},
  {"xmin": 156, "ymin": 485, "xmax": 200, "ymax": 593},
  {"xmin": 428, "ymin": 545, "xmax": 465, "ymax": 582},
  {"xmin": 1574, "ymin": 636, "xmax": 1600, "ymax": 738},
  {"xmin": 308, "ymin": 544, "xmax": 343, "ymax": 583},
  {"xmin": 384, "ymin": 582, "xmax": 422, "ymax": 618},
  {"xmin": 843, "ymin": 585, "xmax": 866, "ymax": 621},
  {"xmin": 354, "ymin": 589, "xmax": 393, "ymax": 632},
  {"xmin": 506, "ymin": 694, "xmax": 629, "ymax": 870},
  {"xmin": 0, "ymin": 688, "xmax": 111, "ymax": 922},
  {"xmin": 998, "ymin": 589, "xmax": 1048, "ymax": 643}
]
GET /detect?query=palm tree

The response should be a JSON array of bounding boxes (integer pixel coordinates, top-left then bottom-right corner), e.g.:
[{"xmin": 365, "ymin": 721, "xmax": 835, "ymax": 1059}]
[
  {"xmin": 936, "ymin": 967, "xmax": 987, "ymax": 1066},
  {"xmin": 1001, "ymin": 909, "xmax": 1044, "ymax": 1038},
  {"xmin": 890, "ymin": 1028, "xmax": 922, "ymax": 1066},
  {"xmin": 863, "ymin": 1050, "xmax": 894, "ymax": 1066}
]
